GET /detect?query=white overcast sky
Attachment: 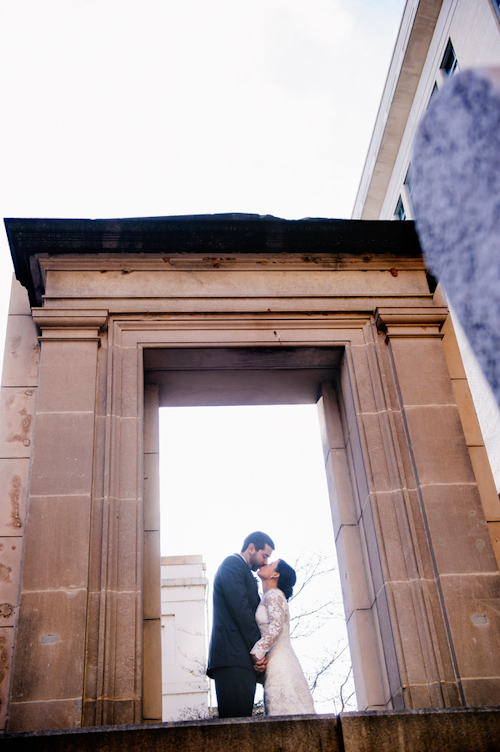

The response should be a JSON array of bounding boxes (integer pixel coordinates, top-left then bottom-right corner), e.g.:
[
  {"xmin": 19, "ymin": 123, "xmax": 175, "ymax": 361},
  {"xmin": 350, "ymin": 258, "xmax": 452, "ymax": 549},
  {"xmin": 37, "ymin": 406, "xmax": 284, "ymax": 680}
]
[
  {"xmin": 0, "ymin": 0, "xmax": 407, "ymax": 710},
  {"xmin": 0, "ymin": 0, "xmax": 406, "ymax": 352}
]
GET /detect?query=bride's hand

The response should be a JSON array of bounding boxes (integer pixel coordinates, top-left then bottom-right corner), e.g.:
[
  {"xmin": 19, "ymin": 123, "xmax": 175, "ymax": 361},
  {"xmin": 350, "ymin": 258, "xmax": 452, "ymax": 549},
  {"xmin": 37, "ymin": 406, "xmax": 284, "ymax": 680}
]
[{"xmin": 252, "ymin": 655, "xmax": 267, "ymax": 672}]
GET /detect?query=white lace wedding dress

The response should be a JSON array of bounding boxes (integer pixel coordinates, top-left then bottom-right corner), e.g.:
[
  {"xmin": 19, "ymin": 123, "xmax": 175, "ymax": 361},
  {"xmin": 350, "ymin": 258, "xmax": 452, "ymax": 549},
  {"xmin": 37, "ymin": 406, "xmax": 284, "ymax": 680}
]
[{"xmin": 251, "ymin": 588, "xmax": 315, "ymax": 716}]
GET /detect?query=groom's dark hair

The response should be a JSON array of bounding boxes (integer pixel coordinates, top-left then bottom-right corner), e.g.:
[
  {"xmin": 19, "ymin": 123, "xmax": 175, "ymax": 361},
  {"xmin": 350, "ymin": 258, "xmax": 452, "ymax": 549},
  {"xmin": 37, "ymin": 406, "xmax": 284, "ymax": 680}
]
[{"xmin": 241, "ymin": 531, "xmax": 275, "ymax": 553}]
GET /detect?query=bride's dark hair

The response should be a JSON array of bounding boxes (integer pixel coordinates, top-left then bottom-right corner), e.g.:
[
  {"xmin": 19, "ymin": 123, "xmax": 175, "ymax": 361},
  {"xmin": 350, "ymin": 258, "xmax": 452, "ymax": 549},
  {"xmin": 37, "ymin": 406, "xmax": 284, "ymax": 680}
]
[{"xmin": 276, "ymin": 559, "xmax": 297, "ymax": 600}]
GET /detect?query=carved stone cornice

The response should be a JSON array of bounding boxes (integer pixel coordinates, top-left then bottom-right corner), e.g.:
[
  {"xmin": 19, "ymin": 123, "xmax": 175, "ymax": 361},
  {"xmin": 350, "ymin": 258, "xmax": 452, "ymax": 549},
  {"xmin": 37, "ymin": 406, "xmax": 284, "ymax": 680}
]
[
  {"xmin": 32, "ymin": 309, "xmax": 109, "ymax": 342},
  {"xmin": 375, "ymin": 306, "xmax": 448, "ymax": 339}
]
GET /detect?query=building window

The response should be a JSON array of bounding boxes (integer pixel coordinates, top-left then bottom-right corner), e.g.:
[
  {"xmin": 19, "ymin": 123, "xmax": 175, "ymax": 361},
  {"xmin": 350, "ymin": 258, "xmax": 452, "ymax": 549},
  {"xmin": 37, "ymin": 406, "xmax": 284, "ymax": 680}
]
[
  {"xmin": 404, "ymin": 164, "xmax": 414, "ymax": 216},
  {"xmin": 440, "ymin": 39, "xmax": 459, "ymax": 77},
  {"xmin": 394, "ymin": 195, "xmax": 406, "ymax": 221}
]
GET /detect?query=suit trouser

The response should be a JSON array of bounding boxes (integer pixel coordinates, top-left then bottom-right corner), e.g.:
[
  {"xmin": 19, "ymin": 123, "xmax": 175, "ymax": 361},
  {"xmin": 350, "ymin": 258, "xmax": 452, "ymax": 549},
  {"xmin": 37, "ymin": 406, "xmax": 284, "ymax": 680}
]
[{"xmin": 212, "ymin": 666, "xmax": 257, "ymax": 718}]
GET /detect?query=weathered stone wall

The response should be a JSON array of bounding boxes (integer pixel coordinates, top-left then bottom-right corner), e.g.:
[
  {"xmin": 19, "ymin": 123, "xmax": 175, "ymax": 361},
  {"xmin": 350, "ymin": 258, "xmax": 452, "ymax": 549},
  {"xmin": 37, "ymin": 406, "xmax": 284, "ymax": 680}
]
[{"xmin": 3, "ymin": 709, "xmax": 500, "ymax": 752}]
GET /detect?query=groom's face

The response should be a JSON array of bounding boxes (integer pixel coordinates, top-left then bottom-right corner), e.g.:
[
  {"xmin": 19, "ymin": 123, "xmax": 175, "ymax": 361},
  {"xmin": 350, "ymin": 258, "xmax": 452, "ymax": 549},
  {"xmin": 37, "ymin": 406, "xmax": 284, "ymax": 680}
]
[{"xmin": 248, "ymin": 543, "xmax": 273, "ymax": 571}]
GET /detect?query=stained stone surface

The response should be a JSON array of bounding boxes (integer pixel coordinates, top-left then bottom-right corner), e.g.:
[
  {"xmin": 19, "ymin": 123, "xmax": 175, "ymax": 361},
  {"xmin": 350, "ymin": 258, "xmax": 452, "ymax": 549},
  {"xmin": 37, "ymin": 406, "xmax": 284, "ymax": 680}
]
[
  {"xmin": 3, "ymin": 709, "xmax": 500, "ymax": 752},
  {"xmin": 412, "ymin": 69, "xmax": 500, "ymax": 407}
]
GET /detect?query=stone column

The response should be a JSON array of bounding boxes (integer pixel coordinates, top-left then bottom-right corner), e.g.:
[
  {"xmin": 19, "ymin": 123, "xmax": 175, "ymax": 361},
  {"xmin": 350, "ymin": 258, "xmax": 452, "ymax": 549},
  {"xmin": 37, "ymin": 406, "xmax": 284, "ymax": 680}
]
[
  {"xmin": 8, "ymin": 309, "xmax": 108, "ymax": 732},
  {"xmin": 377, "ymin": 307, "xmax": 500, "ymax": 707},
  {"xmin": 143, "ymin": 384, "xmax": 162, "ymax": 721},
  {"xmin": 0, "ymin": 279, "xmax": 38, "ymax": 730}
]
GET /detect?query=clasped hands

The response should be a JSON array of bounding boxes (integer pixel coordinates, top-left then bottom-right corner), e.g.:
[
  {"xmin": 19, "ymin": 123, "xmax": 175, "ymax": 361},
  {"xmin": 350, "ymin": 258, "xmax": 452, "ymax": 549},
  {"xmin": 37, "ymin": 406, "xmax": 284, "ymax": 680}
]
[{"xmin": 252, "ymin": 654, "xmax": 267, "ymax": 673}]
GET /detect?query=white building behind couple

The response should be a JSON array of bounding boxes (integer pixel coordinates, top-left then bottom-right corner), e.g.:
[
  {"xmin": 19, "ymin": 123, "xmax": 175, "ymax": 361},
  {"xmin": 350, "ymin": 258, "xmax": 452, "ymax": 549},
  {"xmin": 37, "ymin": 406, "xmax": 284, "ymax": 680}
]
[{"xmin": 161, "ymin": 555, "xmax": 209, "ymax": 721}]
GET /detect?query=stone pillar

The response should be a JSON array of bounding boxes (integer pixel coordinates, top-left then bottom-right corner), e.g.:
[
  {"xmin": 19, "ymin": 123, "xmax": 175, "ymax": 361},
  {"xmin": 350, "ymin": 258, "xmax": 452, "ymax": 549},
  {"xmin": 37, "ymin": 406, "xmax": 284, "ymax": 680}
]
[
  {"xmin": 0, "ymin": 278, "xmax": 38, "ymax": 730},
  {"xmin": 143, "ymin": 384, "xmax": 161, "ymax": 721},
  {"xmin": 319, "ymin": 381, "xmax": 390, "ymax": 711},
  {"xmin": 8, "ymin": 309, "xmax": 107, "ymax": 731},
  {"xmin": 376, "ymin": 307, "xmax": 500, "ymax": 707}
]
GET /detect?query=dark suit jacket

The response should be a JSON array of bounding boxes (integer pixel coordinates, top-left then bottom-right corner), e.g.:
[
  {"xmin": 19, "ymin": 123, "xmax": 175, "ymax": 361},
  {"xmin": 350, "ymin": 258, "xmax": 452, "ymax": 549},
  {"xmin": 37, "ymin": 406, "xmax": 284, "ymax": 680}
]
[{"xmin": 207, "ymin": 554, "xmax": 261, "ymax": 676}]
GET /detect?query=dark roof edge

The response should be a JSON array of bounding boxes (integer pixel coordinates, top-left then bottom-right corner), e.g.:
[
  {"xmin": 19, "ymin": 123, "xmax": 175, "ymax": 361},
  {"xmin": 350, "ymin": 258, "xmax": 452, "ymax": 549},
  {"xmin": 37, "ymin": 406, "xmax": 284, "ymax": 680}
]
[{"xmin": 4, "ymin": 214, "xmax": 422, "ymax": 307}]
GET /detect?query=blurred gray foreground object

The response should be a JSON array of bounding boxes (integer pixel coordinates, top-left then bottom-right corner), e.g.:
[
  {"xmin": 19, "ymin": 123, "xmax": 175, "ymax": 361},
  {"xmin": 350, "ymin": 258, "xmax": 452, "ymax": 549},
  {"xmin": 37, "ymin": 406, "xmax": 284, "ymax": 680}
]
[{"xmin": 412, "ymin": 68, "xmax": 500, "ymax": 407}]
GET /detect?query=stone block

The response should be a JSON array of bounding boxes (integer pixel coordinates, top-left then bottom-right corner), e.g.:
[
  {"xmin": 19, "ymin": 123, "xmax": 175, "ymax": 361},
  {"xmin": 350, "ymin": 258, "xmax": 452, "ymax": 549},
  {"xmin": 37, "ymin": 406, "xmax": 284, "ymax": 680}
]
[
  {"xmin": 389, "ymin": 338, "xmax": 456, "ymax": 407},
  {"xmin": 451, "ymin": 379, "xmax": 484, "ymax": 447},
  {"xmin": 405, "ymin": 489, "xmax": 435, "ymax": 581},
  {"xmin": 317, "ymin": 382, "xmax": 345, "ymax": 454},
  {"xmin": 346, "ymin": 607, "xmax": 389, "ymax": 710},
  {"xmin": 468, "ymin": 445, "xmax": 500, "ymax": 519},
  {"xmin": 325, "ymin": 449, "xmax": 358, "ymax": 535},
  {"xmin": 440, "ymin": 315, "xmax": 467, "ymax": 379},
  {"xmin": 405, "ymin": 683, "xmax": 432, "ymax": 710},
  {"xmin": 461, "ymin": 677, "xmax": 500, "ymax": 707},
  {"xmin": 87, "ymin": 496, "xmax": 103, "ymax": 593},
  {"xmin": 389, "ymin": 409, "xmax": 417, "ymax": 491},
  {"xmin": 105, "ymin": 590, "xmax": 140, "ymax": 700},
  {"xmin": 488, "ymin": 521, "xmax": 500, "ymax": 572},
  {"xmin": 92, "ymin": 415, "xmax": 106, "ymax": 502},
  {"xmin": 21, "ymin": 495, "xmax": 91, "ymax": 591},
  {"xmin": 11, "ymin": 589, "xmax": 88, "ymax": 702},
  {"xmin": 418, "ymin": 578, "xmax": 457, "ymax": 685},
  {"xmin": 144, "ymin": 385, "xmax": 159, "ymax": 455},
  {"xmin": 389, "ymin": 581, "xmax": 432, "ymax": 686},
  {"xmin": 117, "ymin": 418, "xmax": 140, "ymax": 500},
  {"xmin": 143, "ymin": 453, "xmax": 160, "ymax": 532},
  {"xmin": 359, "ymin": 413, "xmax": 392, "ymax": 493},
  {"xmin": 8, "ymin": 698, "xmax": 83, "ymax": 732},
  {"xmin": 35, "ymin": 340, "xmax": 98, "ymax": 413},
  {"xmin": 143, "ymin": 531, "xmax": 161, "ymax": 620},
  {"xmin": 347, "ymin": 426, "xmax": 370, "ymax": 511},
  {"xmin": 1, "ymin": 315, "xmax": 39, "ymax": 387},
  {"xmin": 349, "ymin": 345, "xmax": 378, "ymax": 414},
  {"xmin": 103, "ymin": 698, "xmax": 137, "ymax": 727},
  {"xmin": 403, "ymin": 405, "xmax": 475, "ymax": 486},
  {"xmin": 439, "ymin": 572, "xmax": 500, "ymax": 679},
  {"xmin": 373, "ymin": 587, "xmax": 401, "ymax": 701},
  {"xmin": 336, "ymin": 524, "xmax": 373, "ymax": 620},
  {"xmin": 0, "ymin": 388, "xmax": 36, "ymax": 458},
  {"xmin": 29, "ymin": 412, "xmax": 95, "ymax": 496},
  {"xmin": 0, "ymin": 626, "xmax": 14, "ymax": 730},
  {"xmin": 8, "ymin": 277, "xmax": 31, "ymax": 316},
  {"xmin": 340, "ymin": 359, "xmax": 358, "ymax": 440},
  {"xmin": 45, "ymin": 266, "xmax": 429, "ymax": 299},
  {"xmin": 83, "ymin": 591, "xmax": 101, "ymax": 703},
  {"xmin": 82, "ymin": 699, "xmax": 96, "ymax": 728},
  {"xmin": 116, "ymin": 499, "xmax": 140, "ymax": 593},
  {"xmin": 373, "ymin": 492, "xmax": 408, "ymax": 583},
  {"xmin": 340, "ymin": 707, "xmax": 500, "ymax": 752},
  {"xmin": 143, "ymin": 619, "xmax": 162, "ymax": 720},
  {"xmin": 0, "ymin": 458, "xmax": 29, "ymax": 536},
  {"xmin": 0, "ymin": 538, "xmax": 22, "ymax": 626},
  {"xmin": 120, "ymin": 346, "xmax": 140, "ymax": 418},
  {"xmin": 420, "ymin": 484, "xmax": 498, "ymax": 575},
  {"xmin": 359, "ymin": 502, "xmax": 384, "ymax": 599}
]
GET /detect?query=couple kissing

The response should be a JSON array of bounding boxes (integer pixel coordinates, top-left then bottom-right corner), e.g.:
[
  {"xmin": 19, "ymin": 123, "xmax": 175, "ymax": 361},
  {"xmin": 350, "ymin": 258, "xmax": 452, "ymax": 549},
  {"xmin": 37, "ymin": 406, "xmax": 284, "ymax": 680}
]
[{"xmin": 207, "ymin": 531, "xmax": 315, "ymax": 718}]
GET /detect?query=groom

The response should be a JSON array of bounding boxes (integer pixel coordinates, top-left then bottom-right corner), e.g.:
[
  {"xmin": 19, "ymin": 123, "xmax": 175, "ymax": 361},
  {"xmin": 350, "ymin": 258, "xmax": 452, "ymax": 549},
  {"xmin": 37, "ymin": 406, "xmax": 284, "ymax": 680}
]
[{"xmin": 207, "ymin": 531, "xmax": 275, "ymax": 717}]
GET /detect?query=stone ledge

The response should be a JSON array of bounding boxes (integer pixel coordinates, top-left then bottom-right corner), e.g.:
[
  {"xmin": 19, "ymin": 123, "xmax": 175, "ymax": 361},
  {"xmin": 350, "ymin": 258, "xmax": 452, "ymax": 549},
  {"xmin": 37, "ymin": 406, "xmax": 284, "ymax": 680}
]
[
  {"xmin": 3, "ymin": 708, "xmax": 500, "ymax": 752},
  {"xmin": 2, "ymin": 714, "xmax": 338, "ymax": 752}
]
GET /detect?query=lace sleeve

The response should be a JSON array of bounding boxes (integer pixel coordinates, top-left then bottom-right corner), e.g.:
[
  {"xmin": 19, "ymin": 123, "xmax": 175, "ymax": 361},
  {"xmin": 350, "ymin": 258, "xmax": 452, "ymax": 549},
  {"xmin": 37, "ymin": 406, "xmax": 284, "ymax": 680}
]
[{"xmin": 250, "ymin": 590, "xmax": 287, "ymax": 660}]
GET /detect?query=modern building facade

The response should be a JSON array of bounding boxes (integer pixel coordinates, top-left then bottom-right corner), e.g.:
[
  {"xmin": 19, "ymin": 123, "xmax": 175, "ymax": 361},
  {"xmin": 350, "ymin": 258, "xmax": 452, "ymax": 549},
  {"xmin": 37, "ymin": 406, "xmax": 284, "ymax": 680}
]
[
  {"xmin": 353, "ymin": 0, "xmax": 500, "ymax": 224},
  {"xmin": 352, "ymin": 0, "xmax": 500, "ymax": 562}
]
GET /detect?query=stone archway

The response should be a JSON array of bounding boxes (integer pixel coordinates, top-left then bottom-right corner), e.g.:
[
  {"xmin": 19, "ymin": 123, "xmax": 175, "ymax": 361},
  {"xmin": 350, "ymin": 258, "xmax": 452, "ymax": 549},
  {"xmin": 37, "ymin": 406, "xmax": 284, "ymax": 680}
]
[{"xmin": 2, "ymin": 215, "xmax": 499, "ymax": 732}]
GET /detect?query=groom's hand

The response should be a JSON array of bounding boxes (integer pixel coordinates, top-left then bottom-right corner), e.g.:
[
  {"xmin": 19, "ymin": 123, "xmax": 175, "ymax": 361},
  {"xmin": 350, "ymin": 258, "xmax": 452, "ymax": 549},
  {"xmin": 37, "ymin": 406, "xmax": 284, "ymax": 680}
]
[{"xmin": 252, "ymin": 655, "xmax": 267, "ymax": 672}]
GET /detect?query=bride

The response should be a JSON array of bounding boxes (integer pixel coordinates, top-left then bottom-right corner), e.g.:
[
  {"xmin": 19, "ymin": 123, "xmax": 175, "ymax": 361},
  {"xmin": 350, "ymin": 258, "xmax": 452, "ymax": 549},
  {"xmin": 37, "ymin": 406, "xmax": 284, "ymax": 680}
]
[{"xmin": 251, "ymin": 559, "xmax": 315, "ymax": 716}]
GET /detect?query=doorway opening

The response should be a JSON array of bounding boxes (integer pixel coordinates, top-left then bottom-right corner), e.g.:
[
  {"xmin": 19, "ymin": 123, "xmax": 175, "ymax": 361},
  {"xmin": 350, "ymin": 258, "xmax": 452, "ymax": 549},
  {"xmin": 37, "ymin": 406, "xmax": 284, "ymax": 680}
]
[{"xmin": 150, "ymin": 342, "xmax": 357, "ymax": 718}]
